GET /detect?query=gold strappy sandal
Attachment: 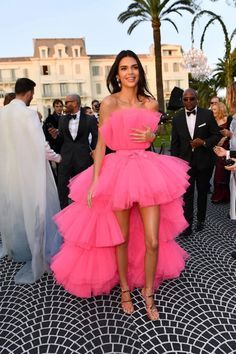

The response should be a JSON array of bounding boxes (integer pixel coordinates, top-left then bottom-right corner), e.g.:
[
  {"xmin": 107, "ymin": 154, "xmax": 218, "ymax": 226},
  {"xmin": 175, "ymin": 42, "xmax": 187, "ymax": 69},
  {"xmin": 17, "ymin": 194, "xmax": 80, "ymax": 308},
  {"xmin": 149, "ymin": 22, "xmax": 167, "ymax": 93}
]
[
  {"xmin": 141, "ymin": 288, "xmax": 159, "ymax": 321},
  {"xmin": 121, "ymin": 289, "xmax": 134, "ymax": 315}
]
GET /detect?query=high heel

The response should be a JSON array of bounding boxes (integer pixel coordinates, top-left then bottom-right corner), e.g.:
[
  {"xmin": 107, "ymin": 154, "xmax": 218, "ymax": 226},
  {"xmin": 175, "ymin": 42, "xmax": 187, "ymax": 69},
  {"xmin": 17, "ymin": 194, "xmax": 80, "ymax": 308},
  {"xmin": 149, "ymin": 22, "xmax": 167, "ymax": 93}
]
[
  {"xmin": 141, "ymin": 288, "xmax": 159, "ymax": 321},
  {"xmin": 121, "ymin": 289, "xmax": 134, "ymax": 315}
]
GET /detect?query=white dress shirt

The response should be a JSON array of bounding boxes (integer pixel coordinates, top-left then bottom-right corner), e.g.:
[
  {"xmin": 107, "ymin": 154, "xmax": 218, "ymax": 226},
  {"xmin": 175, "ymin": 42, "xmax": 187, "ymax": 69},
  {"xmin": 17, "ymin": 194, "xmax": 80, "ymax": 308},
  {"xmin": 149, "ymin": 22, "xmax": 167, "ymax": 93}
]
[
  {"xmin": 185, "ymin": 108, "xmax": 197, "ymax": 139},
  {"xmin": 69, "ymin": 110, "xmax": 81, "ymax": 140}
]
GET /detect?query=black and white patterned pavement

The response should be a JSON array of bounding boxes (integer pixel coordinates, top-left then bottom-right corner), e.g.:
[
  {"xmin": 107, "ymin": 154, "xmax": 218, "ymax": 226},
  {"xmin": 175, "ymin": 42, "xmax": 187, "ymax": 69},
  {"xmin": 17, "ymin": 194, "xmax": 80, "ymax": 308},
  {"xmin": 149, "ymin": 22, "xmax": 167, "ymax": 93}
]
[{"xmin": 1, "ymin": 200, "xmax": 236, "ymax": 354}]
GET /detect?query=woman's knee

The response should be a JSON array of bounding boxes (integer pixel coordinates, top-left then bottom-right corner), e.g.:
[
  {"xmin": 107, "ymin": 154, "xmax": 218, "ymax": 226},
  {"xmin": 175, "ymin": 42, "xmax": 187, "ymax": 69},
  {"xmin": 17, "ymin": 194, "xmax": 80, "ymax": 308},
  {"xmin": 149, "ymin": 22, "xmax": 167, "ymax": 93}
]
[{"xmin": 145, "ymin": 238, "xmax": 158, "ymax": 252}]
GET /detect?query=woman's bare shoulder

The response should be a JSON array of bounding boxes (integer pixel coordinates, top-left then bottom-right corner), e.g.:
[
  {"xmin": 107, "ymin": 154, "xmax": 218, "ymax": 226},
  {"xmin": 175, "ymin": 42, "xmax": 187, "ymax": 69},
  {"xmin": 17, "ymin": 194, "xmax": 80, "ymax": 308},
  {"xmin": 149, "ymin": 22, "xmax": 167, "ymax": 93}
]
[
  {"xmin": 99, "ymin": 95, "xmax": 118, "ymax": 124},
  {"xmin": 143, "ymin": 97, "xmax": 159, "ymax": 112}
]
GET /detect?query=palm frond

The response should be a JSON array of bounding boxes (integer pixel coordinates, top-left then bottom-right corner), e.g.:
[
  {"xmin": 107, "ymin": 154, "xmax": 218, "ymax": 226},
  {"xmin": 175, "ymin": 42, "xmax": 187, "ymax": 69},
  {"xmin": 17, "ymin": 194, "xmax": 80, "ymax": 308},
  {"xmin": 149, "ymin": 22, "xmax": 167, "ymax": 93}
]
[
  {"xmin": 127, "ymin": 19, "xmax": 148, "ymax": 34},
  {"xmin": 199, "ymin": 18, "xmax": 216, "ymax": 50},
  {"xmin": 162, "ymin": 6, "xmax": 194, "ymax": 19},
  {"xmin": 162, "ymin": 18, "xmax": 179, "ymax": 33},
  {"xmin": 230, "ymin": 28, "xmax": 236, "ymax": 42}
]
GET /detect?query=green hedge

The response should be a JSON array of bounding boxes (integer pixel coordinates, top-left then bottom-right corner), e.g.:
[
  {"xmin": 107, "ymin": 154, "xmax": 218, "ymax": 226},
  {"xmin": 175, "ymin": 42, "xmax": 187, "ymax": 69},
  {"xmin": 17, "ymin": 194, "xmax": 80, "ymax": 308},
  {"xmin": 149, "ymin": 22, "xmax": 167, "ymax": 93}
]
[{"xmin": 153, "ymin": 122, "xmax": 172, "ymax": 148}]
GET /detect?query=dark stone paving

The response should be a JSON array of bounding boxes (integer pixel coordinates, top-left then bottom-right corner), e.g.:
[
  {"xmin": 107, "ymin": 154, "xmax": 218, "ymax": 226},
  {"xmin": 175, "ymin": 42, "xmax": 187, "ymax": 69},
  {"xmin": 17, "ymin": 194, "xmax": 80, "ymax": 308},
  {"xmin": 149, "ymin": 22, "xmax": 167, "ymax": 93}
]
[{"xmin": 0, "ymin": 200, "xmax": 236, "ymax": 354}]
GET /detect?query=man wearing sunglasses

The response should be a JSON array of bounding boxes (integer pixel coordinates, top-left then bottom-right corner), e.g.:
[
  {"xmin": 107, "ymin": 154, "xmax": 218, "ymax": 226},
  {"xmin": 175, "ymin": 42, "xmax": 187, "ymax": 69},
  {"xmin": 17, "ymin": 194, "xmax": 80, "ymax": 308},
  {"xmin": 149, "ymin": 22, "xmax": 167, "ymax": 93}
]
[{"xmin": 171, "ymin": 88, "xmax": 221, "ymax": 237}]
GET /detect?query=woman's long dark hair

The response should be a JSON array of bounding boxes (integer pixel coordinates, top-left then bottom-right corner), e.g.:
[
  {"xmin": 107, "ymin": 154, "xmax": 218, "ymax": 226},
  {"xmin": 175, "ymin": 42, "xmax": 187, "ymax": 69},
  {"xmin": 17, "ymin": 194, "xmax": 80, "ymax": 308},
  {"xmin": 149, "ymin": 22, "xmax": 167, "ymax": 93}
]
[{"xmin": 106, "ymin": 50, "xmax": 154, "ymax": 99}]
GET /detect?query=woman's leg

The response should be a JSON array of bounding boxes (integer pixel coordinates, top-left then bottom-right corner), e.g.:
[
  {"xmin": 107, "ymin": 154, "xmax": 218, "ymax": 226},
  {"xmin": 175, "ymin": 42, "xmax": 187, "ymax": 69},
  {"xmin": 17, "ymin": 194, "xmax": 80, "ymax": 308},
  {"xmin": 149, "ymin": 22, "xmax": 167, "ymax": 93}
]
[
  {"xmin": 138, "ymin": 205, "xmax": 160, "ymax": 320},
  {"xmin": 114, "ymin": 209, "xmax": 133, "ymax": 314}
]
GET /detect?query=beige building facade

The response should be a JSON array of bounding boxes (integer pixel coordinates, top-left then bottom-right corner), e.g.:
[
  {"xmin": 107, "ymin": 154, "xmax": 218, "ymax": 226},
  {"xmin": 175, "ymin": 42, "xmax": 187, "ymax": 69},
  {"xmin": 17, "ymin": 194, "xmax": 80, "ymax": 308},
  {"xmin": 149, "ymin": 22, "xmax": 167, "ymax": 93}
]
[{"xmin": 0, "ymin": 38, "xmax": 188, "ymax": 116}]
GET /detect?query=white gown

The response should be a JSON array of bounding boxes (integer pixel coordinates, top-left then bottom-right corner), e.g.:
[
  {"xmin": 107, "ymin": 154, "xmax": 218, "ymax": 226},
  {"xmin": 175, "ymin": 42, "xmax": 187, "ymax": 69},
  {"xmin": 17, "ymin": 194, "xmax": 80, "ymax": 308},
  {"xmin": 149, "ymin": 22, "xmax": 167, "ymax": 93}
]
[
  {"xmin": 229, "ymin": 116, "xmax": 236, "ymax": 220},
  {"xmin": 0, "ymin": 99, "xmax": 62, "ymax": 283}
]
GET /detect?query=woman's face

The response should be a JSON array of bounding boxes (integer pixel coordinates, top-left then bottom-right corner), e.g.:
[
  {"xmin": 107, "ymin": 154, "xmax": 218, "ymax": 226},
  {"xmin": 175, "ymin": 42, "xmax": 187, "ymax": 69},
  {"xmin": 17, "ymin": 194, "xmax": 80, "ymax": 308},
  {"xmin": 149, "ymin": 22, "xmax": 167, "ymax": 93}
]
[
  {"xmin": 117, "ymin": 56, "xmax": 140, "ymax": 88},
  {"xmin": 212, "ymin": 105, "xmax": 219, "ymax": 117}
]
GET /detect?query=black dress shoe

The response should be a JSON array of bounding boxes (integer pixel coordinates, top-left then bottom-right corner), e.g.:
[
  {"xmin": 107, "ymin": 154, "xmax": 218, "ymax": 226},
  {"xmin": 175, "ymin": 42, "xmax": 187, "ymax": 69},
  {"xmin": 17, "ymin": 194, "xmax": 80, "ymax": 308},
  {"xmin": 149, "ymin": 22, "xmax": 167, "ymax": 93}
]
[
  {"xmin": 180, "ymin": 226, "xmax": 192, "ymax": 237},
  {"xmin": 195, "ymin": 221, "xmax": 205, "ymax": 232},
  {"xmin": 231, "ymin": 251, "xmax": 236, "ymax": 259}
]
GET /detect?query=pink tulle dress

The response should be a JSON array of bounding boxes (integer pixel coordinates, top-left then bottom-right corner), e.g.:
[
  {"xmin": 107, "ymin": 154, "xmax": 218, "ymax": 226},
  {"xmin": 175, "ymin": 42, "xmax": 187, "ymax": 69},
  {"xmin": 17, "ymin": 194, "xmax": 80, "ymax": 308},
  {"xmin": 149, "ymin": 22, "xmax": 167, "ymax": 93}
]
[{"xmin": 51, "ymin": 108, "xmax": 190, "ymax": 298}]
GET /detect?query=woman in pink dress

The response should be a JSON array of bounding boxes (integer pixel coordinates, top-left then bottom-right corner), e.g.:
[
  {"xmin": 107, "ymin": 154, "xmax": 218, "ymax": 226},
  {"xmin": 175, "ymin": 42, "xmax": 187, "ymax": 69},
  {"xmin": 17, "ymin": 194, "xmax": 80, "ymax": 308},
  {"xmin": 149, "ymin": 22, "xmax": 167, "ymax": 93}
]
[{"xmin": 51, "ymin": 50, "xmax": 190, "ymax": 321}]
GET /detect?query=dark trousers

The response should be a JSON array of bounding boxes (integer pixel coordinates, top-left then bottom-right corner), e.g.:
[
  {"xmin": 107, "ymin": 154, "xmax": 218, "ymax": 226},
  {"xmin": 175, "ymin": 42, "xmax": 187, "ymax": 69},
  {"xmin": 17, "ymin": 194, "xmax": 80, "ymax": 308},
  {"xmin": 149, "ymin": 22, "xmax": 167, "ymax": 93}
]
[
  {"xmin": 58, "ymin": 164, "xmax": 81, "ymax": 209},
  {"xmin": 184, "ymin": 166, "xmax": 214, "ymax": 227}
]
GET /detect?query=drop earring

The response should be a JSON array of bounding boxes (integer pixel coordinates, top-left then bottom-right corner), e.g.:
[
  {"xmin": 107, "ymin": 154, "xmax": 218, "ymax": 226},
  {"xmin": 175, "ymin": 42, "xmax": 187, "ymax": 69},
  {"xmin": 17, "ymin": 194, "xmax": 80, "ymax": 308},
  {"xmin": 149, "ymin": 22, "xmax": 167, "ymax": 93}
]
[{"xmin": 117, "ymin": 77, "xmax": 121, "ymax": 88}]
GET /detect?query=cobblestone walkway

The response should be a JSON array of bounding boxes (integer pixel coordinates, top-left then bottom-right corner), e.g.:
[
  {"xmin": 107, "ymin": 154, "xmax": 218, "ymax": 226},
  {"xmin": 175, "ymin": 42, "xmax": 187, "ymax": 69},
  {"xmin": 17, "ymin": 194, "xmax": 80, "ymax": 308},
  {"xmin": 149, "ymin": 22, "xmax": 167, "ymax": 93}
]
[{"xmin": 1, "ymin": 200, "xmax": 236, "ymax": 354}]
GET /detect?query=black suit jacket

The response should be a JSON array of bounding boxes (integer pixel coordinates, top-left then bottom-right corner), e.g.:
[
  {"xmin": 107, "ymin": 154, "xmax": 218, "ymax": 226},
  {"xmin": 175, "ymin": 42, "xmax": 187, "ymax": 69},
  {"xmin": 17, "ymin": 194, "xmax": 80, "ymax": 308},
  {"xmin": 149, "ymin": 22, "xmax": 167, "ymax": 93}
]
[
  {"xmin": 43, "ymin": 112, "xmax": 62, "ymax": 153},
  {"xmin": 171, "ymin": 107, "xmax": 221, "ymax": 169},
  {"xmin": 57, "ymin": 109, "xmax": 98, "ymax": 172}
]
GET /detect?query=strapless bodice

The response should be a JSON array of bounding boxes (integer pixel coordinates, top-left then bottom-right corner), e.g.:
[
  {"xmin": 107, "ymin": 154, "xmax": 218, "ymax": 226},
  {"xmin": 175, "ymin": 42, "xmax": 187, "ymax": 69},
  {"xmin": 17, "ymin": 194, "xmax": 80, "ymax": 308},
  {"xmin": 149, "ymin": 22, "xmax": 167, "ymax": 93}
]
[{"xmin": 99, "ymin": 108, "xmax": 161, "ymax": 151}]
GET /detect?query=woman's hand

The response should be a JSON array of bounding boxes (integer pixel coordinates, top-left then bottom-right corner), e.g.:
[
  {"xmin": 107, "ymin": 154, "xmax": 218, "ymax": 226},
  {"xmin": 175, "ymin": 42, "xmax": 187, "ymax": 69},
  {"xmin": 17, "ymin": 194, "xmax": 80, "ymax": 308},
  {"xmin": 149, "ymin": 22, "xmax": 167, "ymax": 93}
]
[
  {"xmin": 87, "ymin": 181, "xmax": 97, "ymax": 208},
  {"xmin": 130, "ymin": 126, "xmax": 155, "ymax": 142},
  {"xmin": 221, "ymin": 129, "xmax": 231, "ymax": 138},
  {"xmin": 213, "ymin": 146, "xmax": 227, "ymax": 157}
]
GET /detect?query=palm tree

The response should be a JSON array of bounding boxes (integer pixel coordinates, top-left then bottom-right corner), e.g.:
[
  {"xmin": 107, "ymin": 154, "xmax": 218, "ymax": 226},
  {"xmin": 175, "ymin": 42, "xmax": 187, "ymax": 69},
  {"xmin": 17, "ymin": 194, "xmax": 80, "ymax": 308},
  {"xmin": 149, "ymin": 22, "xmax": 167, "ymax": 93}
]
[
  {"xmin": 191, "ymin": 10, "xmax": 236, "ymax": 106},
  {"xmin": 118, "ymin": 0, "xmax": 196, "ymax": 112}
]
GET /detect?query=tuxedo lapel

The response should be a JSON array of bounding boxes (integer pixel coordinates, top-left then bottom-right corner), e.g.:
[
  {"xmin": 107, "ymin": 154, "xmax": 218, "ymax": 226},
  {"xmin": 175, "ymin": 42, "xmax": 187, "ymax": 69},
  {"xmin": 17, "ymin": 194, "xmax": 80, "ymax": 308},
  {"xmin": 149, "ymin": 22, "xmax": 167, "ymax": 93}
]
[
  {"xmin": 193, "ymin": 109, "xmax": 204, "ymax": 138},
  {"xmin": 181, "ymin": 111, "xmax": 192, "ymax": 140},
  {"xmin": 75, "ymin": 111, "xmax": 87, "ymax": 140},
  {"xmin": 64, "ymin": 115, "xmax": 73, "ymax": 140}
]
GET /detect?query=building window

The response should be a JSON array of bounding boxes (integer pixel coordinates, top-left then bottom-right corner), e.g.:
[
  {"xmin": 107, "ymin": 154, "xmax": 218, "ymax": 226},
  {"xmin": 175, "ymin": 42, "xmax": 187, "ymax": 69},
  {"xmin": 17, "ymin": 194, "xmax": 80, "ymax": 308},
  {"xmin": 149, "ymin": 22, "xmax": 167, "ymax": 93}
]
[
  {"xmin": 39, "ymin": 47, "xmax": 49, "ymax": 58},
  {"xmin": 75, "ymin": 64, "xmax": 80, "ymax": 74},
  {"xmin": 58, "ymin": 49, "xmax": 62, "ymax": 58},
  {"xmin": 60, "ymin": 83, "xmax": 68, "ymax": 96},
  {"xmin": 41, "ymin": 65, "xmax": 50, "ymax": 75},
  {"xmin": 164, "ymin": 63, "xmax": 168, "ymax": 72},
  {"xmin": 23, "ymin": 69, "xmax": 28, "ymax": 78},
  {"xmin": 43, "ymin": 84, "xmax": 51, "ymax": 97},
  {"xmin": 173, "ymin": 63, "xmax": 179, "ymax": 72},
  {"xmin": 77, "ymin": 83, "xmax": 83, "ymax": 95},
  {"xmin": 59, "ymin": 65, "xmax": 64, "ymax": 75},
  {"xmin": 105, "ymin": 66, "xmax": 111, "ymax": 77},
  {"xmin": 74, "ymin": 49, "xmax": 80, "ymax": 57},
  {"xmin": 96, "ymin": 83, "xmax": 102, "ymax": 95},
  {"xmin": 10, "ymin": 69, "xmax": 16, "ymax": 81},
  {"xmin": 175, "ymin": 80, "xmax": 181, "ymax": 87},
  {"xmin": 164, "ymin": 80, "xmax": 170, "ymax": 92},
  {"xmin": 41, "ymin": 49, "xmax": 47, "ymax": 58},
  {"xmin": 163, "ymin": 50, "xmax": 172, "ymax": 56},
  {"xmin": 0, "ymin": 90, "xmax": 4, "ymax": 98},
  {"xmin": 92, "ymin": 66, "xmax": 100, "ymax": 76}
]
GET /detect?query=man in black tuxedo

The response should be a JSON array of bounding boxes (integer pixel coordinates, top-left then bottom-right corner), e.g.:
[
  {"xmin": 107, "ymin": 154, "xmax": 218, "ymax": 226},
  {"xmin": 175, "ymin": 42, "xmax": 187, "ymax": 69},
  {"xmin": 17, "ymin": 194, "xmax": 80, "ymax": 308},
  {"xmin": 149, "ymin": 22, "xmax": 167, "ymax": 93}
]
[
  {"xmin": 50, "ymin": 94, "xmax": 98, "ymax": 209},
  {"xmin": 43, "ymin": 99, "xmax": 64, "ymax": 153},
  {"xmin": 171, "ymin": 88, "xmax": 221, "ymax": 236},
  {"xmin": 43, "ymin": 99, "xmax": 64, "ymax": 184}
]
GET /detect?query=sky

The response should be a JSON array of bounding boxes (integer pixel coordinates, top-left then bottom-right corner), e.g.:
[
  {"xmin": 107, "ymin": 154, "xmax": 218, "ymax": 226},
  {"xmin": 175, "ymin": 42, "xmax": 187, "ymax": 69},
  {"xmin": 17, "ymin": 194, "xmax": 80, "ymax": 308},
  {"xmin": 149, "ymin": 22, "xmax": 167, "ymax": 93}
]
[{"xmin": 0, "ymin": 0, "xmax": 235, "ymax": 70}]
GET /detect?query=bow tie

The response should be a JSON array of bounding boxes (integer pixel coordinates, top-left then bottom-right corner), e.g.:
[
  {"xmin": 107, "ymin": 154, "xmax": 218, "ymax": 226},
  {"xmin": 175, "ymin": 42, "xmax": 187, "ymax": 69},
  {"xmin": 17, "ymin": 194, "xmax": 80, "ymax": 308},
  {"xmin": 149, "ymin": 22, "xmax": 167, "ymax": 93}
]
[
  {"xmin": 70, "ymin": 114, "xmax": 77, "ymax": 119},
  {"xmin": 187, "ymin": 110, "xmax": 196, "ymax": 116}
]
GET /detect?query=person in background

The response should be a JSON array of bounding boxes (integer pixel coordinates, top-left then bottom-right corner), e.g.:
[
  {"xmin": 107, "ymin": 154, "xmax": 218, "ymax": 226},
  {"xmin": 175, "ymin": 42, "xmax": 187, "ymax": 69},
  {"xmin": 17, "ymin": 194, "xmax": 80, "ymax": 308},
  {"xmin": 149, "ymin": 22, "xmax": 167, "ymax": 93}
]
[
  {"xmin": 3, "ymin": 92, "xmax": 16, "ymax": 106},
  {"xmin": 43, "ymin": 99, "xmax": 64, "ymax": 153},
  {"xmin": 214, "ymin": 103, "xmax": 236, "ymax": 220},
  {"xmin": 91, "ymin": 99, "xmax": 100, "ymax": 121},
  {"xmin": 51, "ymin": 50, "xmax": 190, "ymax": 321},
  {"xmin": 209, "ymin": 96, "xmax": 220, "ymax": 109},
  {"xmin": 48, "ymin": 94, "xmax": 98, "ymax": 209},
  {"xmin": 0, "ymin": 78, "xmax": 62, "ymax": 284},
  {"xmin": 211, "ymin": 102, "xmax": 232, "ymax": 204},
  {"xmin": 43, "ymin": 99, "xmax": 64, "ymax": 183},
  {"xmin": 224, "ymin": 159, "xmax": 236, "ymax": 259},
  {"xmin": 84, "ymin": 106, "xmax": 94, "ymax": 116},
  {"xmin": 171, "ymin": 88, "xmax": 221, "ymax": 237}
]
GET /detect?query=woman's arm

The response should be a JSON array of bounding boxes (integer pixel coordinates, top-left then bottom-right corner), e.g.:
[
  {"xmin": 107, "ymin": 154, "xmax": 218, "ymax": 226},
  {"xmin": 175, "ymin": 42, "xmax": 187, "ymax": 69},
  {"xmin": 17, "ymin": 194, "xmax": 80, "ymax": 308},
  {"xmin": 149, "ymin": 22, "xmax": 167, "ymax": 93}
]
[{"xmin": 87, "ymin": 97, "xmax": 114, "ymax": 207}]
